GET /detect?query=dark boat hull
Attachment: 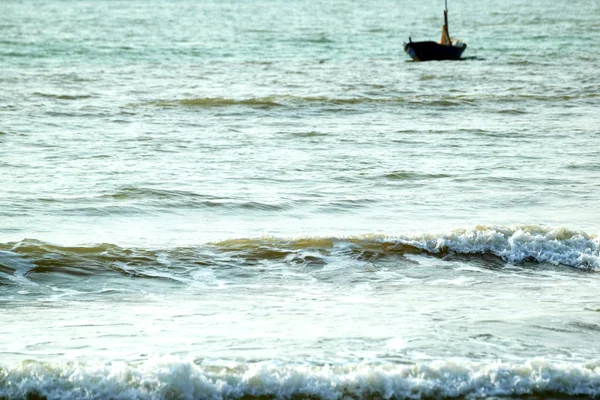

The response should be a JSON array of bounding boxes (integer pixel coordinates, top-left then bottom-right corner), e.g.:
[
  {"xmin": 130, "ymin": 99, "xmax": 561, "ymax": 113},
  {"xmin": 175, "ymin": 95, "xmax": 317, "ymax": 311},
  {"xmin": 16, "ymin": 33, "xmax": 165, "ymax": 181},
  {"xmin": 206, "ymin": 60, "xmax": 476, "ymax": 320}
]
[{"xmin": 404, "ymin": 41, "xmax": 466, "ymax": 61}]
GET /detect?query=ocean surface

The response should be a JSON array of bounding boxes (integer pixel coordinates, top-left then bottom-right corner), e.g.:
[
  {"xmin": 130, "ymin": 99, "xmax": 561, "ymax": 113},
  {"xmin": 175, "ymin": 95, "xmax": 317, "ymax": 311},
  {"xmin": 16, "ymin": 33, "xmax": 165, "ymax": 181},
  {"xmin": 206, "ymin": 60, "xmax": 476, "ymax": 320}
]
[{"xmin": 1, "ymin": 0, "xmax": 600, "ymax": 398}]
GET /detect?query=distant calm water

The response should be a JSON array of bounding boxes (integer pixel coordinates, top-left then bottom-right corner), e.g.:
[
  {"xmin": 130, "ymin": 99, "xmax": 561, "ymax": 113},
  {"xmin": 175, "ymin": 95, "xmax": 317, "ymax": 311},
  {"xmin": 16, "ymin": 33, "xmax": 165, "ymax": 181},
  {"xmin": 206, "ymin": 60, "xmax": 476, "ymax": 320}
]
[{"xmin": 1, "ymin": 0, "xmax": 600, "ymax": 398}]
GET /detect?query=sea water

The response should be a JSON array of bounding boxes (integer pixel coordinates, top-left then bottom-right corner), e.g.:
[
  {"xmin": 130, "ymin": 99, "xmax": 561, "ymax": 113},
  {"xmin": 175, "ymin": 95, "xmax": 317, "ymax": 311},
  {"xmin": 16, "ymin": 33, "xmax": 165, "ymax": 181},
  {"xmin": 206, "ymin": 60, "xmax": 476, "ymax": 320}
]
[{"xmin": 1, "ymin": 0, "xmax": 600, "ymax": 398}]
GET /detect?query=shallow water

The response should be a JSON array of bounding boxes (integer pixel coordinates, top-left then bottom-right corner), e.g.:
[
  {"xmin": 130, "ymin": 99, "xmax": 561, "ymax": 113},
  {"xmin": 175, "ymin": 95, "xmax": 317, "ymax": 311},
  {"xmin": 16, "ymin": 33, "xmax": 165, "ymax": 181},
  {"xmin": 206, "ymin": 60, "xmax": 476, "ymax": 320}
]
[{"xmin": 1, "ymin": 0, "xmax": 600, "ymax": 398}]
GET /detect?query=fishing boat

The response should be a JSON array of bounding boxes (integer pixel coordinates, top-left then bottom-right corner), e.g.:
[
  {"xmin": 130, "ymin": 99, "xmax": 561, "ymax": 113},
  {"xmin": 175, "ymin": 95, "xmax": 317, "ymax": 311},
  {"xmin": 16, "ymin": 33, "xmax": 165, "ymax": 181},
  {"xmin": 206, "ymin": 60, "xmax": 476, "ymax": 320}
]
[{"xmin": 404, "ymin": 0, "xmax": 467, "ymax": 61}]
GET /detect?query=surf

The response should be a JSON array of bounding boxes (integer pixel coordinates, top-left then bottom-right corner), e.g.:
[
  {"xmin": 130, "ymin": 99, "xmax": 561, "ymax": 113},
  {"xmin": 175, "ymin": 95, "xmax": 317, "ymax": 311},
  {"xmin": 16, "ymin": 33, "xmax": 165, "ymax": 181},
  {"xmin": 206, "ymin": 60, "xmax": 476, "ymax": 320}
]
[{"xmin": 2, "ymin": 357, "xmax": 600, "ymax": 399}]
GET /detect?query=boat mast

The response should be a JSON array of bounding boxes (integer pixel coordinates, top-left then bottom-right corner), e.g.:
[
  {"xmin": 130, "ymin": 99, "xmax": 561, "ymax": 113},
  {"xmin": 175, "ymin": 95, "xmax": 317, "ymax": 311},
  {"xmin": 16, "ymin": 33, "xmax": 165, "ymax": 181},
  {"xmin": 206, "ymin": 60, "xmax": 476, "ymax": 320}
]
[{"xmin": 444, "ymin": 0, "xmax": 452, "ymax": 46}]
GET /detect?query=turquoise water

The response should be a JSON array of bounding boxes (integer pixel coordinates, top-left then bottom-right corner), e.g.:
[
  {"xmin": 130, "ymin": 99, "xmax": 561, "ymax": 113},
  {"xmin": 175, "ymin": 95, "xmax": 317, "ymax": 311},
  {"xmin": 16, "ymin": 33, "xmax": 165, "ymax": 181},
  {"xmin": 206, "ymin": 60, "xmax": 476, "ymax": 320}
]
[{"xmin": 1, "ymin": 0, "xmax": 600, "ymax": 398}]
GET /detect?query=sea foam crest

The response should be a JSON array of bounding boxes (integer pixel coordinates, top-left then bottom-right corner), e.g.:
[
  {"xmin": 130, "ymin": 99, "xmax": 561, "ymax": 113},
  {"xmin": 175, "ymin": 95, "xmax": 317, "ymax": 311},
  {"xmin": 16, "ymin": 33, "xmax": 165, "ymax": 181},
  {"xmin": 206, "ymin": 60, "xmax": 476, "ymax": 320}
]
[
  {"xmin": 1, "ymin": 358, "xmax": 600, "ymax": 399},
  {"xmin": 393, "ymin": 225, "xmax": 600, "ymax": 270}
]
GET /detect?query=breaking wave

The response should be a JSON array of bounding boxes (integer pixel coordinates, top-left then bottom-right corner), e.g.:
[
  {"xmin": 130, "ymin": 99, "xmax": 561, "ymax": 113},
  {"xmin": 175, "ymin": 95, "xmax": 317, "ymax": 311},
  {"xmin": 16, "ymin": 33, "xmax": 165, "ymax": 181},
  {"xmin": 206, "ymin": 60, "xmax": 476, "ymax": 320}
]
[
  {"xmin": 1, "ymin": 358, "xmax": 600, "ymax": 399},
  {"xmin": 0, "ymin": 226, "xmax": 598, "ymax": 285},
  {"xmin": 215, "ymin": 225, "xmax": 600, "ymax": 271},
  {"xmin": 400, "ymin": 225, "xmax": 600, "ymax": 270}
]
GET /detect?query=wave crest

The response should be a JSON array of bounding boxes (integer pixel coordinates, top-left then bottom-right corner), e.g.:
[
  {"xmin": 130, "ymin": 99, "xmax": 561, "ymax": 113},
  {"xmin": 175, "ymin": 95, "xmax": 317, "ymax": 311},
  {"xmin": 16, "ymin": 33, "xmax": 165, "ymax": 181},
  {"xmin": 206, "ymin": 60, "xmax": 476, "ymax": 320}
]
[
  {"xmin": 144, "ymin": 92, "xmax": 597, "ymax": 110},
  {"xmin": 214, "ymin": 225, "xmax": 600, "ymax": 270}
]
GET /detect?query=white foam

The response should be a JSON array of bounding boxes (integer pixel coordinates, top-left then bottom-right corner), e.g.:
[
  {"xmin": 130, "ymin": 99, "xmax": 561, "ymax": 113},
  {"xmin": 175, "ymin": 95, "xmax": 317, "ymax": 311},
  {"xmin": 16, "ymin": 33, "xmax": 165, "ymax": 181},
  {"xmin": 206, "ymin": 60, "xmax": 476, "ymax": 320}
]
[
  {"xmin": 2, "ymin": 358, "xmax": 600, "ymax": 399},
  {"xmin": 391, "ymin": 225, "xmax": 600, "ymax": 270}
]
